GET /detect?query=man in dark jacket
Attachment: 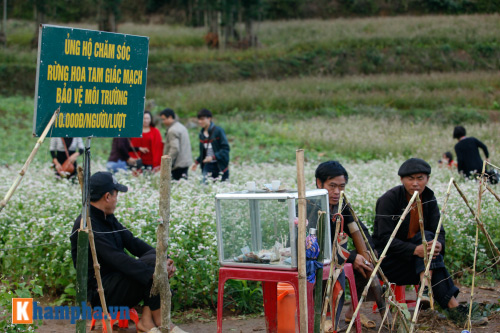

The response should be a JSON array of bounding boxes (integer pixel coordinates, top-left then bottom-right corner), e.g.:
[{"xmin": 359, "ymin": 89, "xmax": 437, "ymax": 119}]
[
  {"xmin": 191, "ymin": 108, "xmax": 230, "ymax": 182},
  {"xmin": 372, "ymin": 158, "xmax": 486, "ymax": 326},
  {"xmin": 453, "ymin": 125, "xmax": 490, "ymax": 178},
  {"xmin": 315, "ymin": 161, "xmax": 377, "ymax": 329},
  {"xmin": 70, "ymin": 172, "xmax": 186, "ymax": 332}
]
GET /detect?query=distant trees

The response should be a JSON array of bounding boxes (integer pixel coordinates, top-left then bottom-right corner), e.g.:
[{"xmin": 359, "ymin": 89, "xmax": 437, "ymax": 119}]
[
  {"xmin": 158, "ymin": 0, "xmax": 265, "ymax": 49},
  {"xmin": 2, "ymin": 0, "xmax": 499, "ymax": 42}
]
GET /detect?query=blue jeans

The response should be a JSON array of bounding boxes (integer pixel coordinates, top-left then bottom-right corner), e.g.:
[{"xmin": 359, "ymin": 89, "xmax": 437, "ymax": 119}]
[
  {"xmin": 202, "ymin": 163, "xmax": 229, "ymax": 183},
  {"xmin": 106, "ymin": 160, "xmax": 128, "ymax": 173}
]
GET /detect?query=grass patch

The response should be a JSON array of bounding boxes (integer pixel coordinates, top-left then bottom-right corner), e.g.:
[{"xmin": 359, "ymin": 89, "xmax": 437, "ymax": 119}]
[
  {"xmin": 148, "ymin": 71, "xmax": 500, "ymax": 118},
  {"xmin": 1, "ymin": 15, "xmax": 500, "ymax": 93},
  {"xmin": 1, "ymin": 93, "xmax": 497, "ymax": 166}
]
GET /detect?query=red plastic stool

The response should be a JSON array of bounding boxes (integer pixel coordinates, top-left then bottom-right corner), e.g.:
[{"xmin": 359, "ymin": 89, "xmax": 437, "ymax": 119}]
[
  {"xmin": 90, "ymin": 308, "xmax": 139, "ymax": 332},
  {"xmin": 342, "ymin": 263, "xmax": 362, "ymax": 333},
  {"xmin": 372, "ymin": 282, "xmax": 418, "ymax": 312},
  {"xmin": 217, "ymin": 265, "xmax": 361, "ymax": 333}
]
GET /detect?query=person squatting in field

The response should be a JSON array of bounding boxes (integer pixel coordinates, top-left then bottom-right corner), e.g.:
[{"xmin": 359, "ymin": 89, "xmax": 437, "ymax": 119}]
[
  {"xmin": 70, "ymin": 172, "xmax": 187, "ymax": 333},
  {"xmin": 315, "ymin": 161, "xmax": 378, "ymax": 330},
  {"xmin": 372, "ymin": 158, "xmax": 487, "ymax": 327}
]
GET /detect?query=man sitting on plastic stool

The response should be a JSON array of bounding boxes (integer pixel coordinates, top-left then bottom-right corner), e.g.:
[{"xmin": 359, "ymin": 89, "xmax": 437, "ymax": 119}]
[
  {"xmin": 315, "ymin": 161, "xmax": 377, "ymax": 330},
  {"xmin": 70, "ymin": 171, "xmax": 188, "ymax": 333},
  {"xmin": 372, "ymin": 158, "xmax": 487, "ymax": 327}
]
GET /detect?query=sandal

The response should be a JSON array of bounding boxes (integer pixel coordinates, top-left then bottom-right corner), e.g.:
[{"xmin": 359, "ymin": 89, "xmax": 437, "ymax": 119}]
[
  {"xmin": 345, "ymin": 313, "xmax": 376, "ymax": 329},
  {"xmin": 137, "ymin": 326, "xmax": 188, "ymax": 333}
]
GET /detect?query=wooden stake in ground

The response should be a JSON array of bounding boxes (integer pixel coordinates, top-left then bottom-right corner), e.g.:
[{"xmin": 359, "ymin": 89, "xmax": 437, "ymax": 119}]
[
  {"xmin": 409, "ymin": 178, "xmax": 453, "ymax": 333},
  {"xmin": 485, "ymin": 184, "xmax": 500, "ymax": 204},
  {"xmin": 467, "ymin": 162, "xmax": 487, "ymax": 331},
  {"xmin": 321, "ymin": 192, "xmax": 345, "ymax": 333},
  {"xmin": 416, "ymin": 194, "xmax": 434, "ymax": 309},
  {"xmin": 343, "ymin": 194, "xmax": 408, "ymax": 331},
  {"xmin": 151, "ymin": 155, "xmax": 173, "ymax": 333},
  {"xmin": 452, "ymin": 179, "xmax": 500, "ymax": 259},
  {"xmin": 346, "ymin": 191, "xmax": 418, "ymax": 333},
  {"xmin": 486, "ymin": 160, "xmax": 500, "ymax": 171},
  {"xmin": 296, "ymin": 149, "xmax": 308, "ymax": 333},
  {"xmin": 0, "ymin": 107, "xmax": 60, "ymax": 213},
  {"xmin": 313, "ymin": 211, "xmax": 326, "ymax": 333},
  {"xmin": 77, "ymin": 166, "xmax": 113, "ymax": 333}
]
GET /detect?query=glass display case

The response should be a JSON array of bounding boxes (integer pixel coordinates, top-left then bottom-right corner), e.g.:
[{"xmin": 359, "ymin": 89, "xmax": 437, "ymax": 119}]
[{"xmin": 215, "ymin": 189, "xmax": 331, "ymax": 270}]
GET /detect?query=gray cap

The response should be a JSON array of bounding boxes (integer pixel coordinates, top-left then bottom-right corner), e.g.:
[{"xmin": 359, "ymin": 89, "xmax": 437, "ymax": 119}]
[{"xmin": 398, "ymin": 158, "xmax": 431, "ymax": 177}]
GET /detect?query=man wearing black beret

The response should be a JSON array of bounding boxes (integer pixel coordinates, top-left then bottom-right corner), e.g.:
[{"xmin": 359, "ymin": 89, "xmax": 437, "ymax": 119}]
[{"xmin": 372, "ymin": 158, "xmax": 486, "ymax": 326}]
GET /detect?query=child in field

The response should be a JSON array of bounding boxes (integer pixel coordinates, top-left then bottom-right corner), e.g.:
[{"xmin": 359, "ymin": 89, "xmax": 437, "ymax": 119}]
[{"xmin": 438, "ymin": 151, "xmax": 457, "ymax": 169}]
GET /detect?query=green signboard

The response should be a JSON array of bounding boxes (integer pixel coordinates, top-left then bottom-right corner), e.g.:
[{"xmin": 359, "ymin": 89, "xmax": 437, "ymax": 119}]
[{"xmin": 33, "ymin": 25, "xmax": 149, "ymax": 137}]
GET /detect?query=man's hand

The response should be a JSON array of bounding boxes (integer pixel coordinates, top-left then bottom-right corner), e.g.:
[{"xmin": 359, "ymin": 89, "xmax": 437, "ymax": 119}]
[
  {"xmin": 414, "ymin": 241, "xmax": 442, "ymax": 259},
  {"xmin": 127, "ymin": 157, "xmax": 137, "ymax": 166},
  {"xmin": 413, "ymin": 244, "xmax": 426, "ymax": 258},
  {"xmin": 191, "ymin": 163, "xmax": 198, "ymax": 171},
  {"xmin": 167, "ymin": 259, "xmax": 176, "ymax": 279},
  {"xmin": 352, "ymin": 254, "xmax": 373, "ymax": 279},
  {"xmin": 202, "ymin": 156, "xmax": 213, "ymax": 163},
  {"xmin": 139, "ymin": 147, "xmax": 150, "ymax": 154},
  {"xmin": 427, "ymin": 240, "xmax": 442, "ymax": 259}
]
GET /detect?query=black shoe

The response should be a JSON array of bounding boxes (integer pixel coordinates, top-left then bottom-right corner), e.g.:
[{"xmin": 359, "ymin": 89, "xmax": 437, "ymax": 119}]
[
  {"xmin": 445, "ymin": 304, "xmax": 488, "ymax": 327},
  {"xmin": 420, "ymin": 286, "xmax": 430, "ymax": 309}
]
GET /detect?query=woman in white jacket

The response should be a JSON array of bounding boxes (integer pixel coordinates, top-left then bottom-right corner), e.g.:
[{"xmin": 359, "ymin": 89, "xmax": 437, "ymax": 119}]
[{"xmin": 49, "ymin": 137, "xmax": 84, "ymax": 178}]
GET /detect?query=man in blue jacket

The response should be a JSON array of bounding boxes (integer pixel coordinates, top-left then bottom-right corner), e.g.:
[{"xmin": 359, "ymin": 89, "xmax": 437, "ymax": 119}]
[{"xmin": 191, "ymin": 108, "xmax": 230, "ymax": 182}]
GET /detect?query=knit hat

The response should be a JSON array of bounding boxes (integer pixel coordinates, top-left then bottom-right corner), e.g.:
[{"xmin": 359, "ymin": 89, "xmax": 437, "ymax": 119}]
[{"xmin": 398, "ymin": 158, "xmax": 431, "ymax": 177}]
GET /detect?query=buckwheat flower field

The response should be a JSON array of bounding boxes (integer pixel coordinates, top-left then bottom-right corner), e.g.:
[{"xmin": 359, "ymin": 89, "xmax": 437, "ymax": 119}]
[{"xmin": 0, "ymin": 160, "xmax": 498, "ymax": 309}]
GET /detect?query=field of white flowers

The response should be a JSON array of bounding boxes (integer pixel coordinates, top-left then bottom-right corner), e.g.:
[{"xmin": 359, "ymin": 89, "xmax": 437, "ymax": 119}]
[{"xmin": 0, "ymin": 159, "xmax": 498, "ymax": 310}]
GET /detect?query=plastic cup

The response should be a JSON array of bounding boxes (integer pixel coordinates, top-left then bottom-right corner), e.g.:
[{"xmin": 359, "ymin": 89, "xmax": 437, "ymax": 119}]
[
  {"xmin": 246, "ymin": 181, "xmax": 256, "ymax": 192},
  {"xmin": 272, "ymin": 180, "xmax": 281, "ymax": 191}
]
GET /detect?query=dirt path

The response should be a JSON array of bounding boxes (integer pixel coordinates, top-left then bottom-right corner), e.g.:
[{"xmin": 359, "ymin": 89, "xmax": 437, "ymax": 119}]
[{"xmin": 36, "ymin": 282, "xmax": 500, "ymax": 333}]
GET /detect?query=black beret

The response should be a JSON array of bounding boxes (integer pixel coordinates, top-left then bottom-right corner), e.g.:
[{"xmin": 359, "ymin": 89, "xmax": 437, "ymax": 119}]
[{"xmin": 398, "ymin": 158, "xmax": 431, "ymax": 177}]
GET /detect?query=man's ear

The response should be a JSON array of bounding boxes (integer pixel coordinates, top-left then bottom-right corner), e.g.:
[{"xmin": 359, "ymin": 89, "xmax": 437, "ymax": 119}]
[{"xmin": 316, "ymin": 178, "xmax": 322, "ymax": 189}]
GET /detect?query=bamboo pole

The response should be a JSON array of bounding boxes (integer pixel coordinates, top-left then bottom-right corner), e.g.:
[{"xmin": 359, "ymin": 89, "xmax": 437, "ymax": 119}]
[
  {"xmin": 0, "ymin": 107, "xmax": 60, "ymax": 213},
  {"xmin": 321, "ymin": 193, "xmax": 345, "ymax": 333},
  {"xmin": 296, "ymin": 149, "xmax": 308, "ymax": 333},
  {"xmin": 485, "ymin": 184, "xmax": 500, "ymax": 204},
  {"xmin": 416, "ymin": 194, "xmax": 435, "ymax": 310},
  {"xmin": 76, "ymin": 166, "xmax": 113, "ymax": 333},
  {"xmin": 485, "ymin": 161, "xmax": 500, "ymax": 170},
  {"xmin": 314, "ymin": 211, "xmax": 326, "ymax": 333},
  {"xmin": 343, "ymin": 194, "xmax": 409, "ymax": 331},
  {"xmin": 409, "ymin": 178, "xmax": 454, "ymax": 332},
  {"xmin": 452, "ymin": 179, "xmax": 500, "ymax": 259},
  {"xmin": 151, "ymin": 155, "xmax": 173, "ymax": 333},
  {"xmin": 75, "ymin": 167, "xmax": 89, "ymax": 333},
  {"xmin": 467, "ymin": 162, "xmax": 487, "ymax": 330},
  {"xmin": 377, "ymin": 296, "xmax": 392, "ymax": 333},
  {"xmin": 346, "ymin": 191, "xmax": 418, "ymax": 333}
]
